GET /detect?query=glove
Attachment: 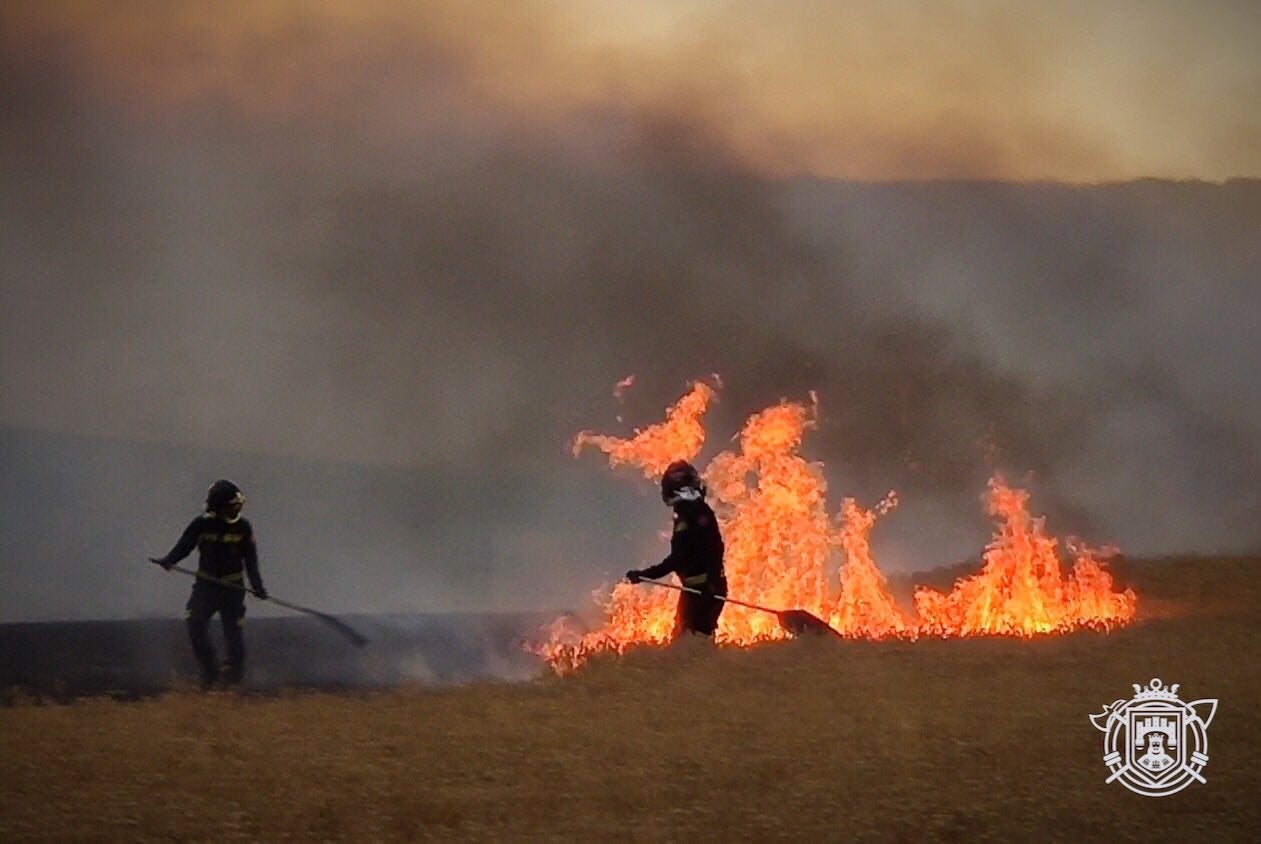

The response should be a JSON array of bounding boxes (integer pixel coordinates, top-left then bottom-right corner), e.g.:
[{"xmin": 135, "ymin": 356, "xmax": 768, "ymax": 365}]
[
  {"xmin": 625, "ymin": 569, "xmax": 643, "ymax": 584},
  {"xmin": 148, "ymin": 556, "xmax": 173, "ymax": 571},
  {"xmin": 253, "ymin": 586, "xmax": 269, "ymax": 600}
]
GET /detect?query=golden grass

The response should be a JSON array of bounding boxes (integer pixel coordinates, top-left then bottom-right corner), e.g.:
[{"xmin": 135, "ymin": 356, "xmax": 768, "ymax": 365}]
[{"xmin": 2, "ymin": 557, "xmax": 1259, "ymax": 842}]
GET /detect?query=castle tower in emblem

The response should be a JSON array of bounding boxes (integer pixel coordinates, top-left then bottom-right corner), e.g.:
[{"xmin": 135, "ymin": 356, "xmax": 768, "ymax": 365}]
[{"xmin": 1090, "ymin": 678, "xmax": 1217, "ymax": 797}]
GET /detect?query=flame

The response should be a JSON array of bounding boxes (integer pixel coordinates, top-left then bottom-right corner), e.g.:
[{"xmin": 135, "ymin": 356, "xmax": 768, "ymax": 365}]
[
  {"xmin": 571, "ymin": 380, "xmax": 715, "ymax": 478},
  {"xmin": 830, "ymin": 493, "xmax": 912, "ymax": 638},
  {"xmin": 537, "ymin": 382, "xmax": 1136, "ymax": 672},
  {"xmin": 913, "ymin": 479, "xmax": 1137, "ymax": 636}
]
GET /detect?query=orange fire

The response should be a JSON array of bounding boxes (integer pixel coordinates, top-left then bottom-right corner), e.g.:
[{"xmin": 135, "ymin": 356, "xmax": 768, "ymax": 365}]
[
  {"xmin": 537, "ymin": 382, "xmax": 1136, "ymax": 672},
  {"xmin": 913, "ymin": 481, "xmax": 1137, "ymax": 636},
  {"xmin": 572, "ymin": 380, "xmax": 715, "ymax": 478}
]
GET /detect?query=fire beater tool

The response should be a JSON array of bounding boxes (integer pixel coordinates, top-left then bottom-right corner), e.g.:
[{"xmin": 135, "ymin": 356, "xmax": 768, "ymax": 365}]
[
  {"xmin": 161, "ymin": 563, "xmax": 369, "ymax": 648},
  {"xmin": 637, "ymin": 577, "xmax": 843, "ymax": 639}
]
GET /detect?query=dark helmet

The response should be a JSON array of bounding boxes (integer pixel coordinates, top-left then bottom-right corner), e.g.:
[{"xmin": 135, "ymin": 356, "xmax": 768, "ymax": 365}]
[
  {"xmin": 206, "ymin": 479, "xmax": 245, "ymax": 519},
  {"xmin": 661, "ymin": 460, "xmax": 705, "ymax": 505}
]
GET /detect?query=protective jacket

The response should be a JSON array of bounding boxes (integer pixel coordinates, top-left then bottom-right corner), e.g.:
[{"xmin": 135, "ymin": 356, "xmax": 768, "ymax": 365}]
[
  {"xmin": 638, "ymin": 499, "xmax": 726, "ymax": 637},
  {"xmin": 158, "ymin": 514, "xmax": 264, "ymax": 593},
  {"xmin": 639, "ymin": 499, "xmax": 724, "ymax": 586}
]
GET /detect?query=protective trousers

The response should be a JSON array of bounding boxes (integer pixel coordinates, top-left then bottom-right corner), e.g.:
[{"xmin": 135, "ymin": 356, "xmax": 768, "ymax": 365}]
[
  {"xmin": 673, "ymin": 575, "xmax": 728, "ymax": 639},
  {"xmin": 185, "ymin": 582, "xmax": 246, "ymax": 688}
]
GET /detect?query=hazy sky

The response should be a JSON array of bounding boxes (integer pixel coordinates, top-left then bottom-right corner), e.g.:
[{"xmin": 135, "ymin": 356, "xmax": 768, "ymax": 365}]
[
  {"xmin": 5, "ymin": 0, "xmax": 1260, "ymax": 182},
  {"xmin": 1, "ymin": 1, "xmax": 1259, "ymax": 620}
]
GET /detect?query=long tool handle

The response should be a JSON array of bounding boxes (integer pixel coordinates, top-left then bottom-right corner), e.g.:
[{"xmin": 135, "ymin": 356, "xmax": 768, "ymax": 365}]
[
  {"xmin": 639, "ymin": 577, "xmax": 784, "ymax": 617},
  {"xmin": 637, "ymin": 577, "xmax": 842, "ymax": 639},
  {"xmin": 165, "ymin": 563, "xmax": 369, "ymax": 648}
]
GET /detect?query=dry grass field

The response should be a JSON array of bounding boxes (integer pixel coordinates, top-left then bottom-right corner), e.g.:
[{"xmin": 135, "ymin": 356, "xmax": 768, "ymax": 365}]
[{"xmin": 1, "ymin": 556, "xmax": 1258, "ymax": 842}]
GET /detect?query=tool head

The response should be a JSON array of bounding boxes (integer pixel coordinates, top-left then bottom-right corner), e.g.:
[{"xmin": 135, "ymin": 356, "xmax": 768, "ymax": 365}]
[{"xmin": 777, "ymin": 610, "xmax": 844, "ymax": 639}]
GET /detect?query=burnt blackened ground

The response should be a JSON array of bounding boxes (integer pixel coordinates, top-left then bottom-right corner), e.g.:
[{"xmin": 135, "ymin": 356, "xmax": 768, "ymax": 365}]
[
  {"xmin": 0, "ymin": 612, "xmax": 550, "ymax": 701},
  {"xmin": 1, "ymin": 555, "xmax": 1248, "ymax": 702}
]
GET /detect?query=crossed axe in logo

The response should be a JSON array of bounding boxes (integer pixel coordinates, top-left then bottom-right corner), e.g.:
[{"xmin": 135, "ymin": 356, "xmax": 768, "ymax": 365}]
[{"xmin": 1090, "ymin": 699, "xmax": 1216, "ymax": 786}]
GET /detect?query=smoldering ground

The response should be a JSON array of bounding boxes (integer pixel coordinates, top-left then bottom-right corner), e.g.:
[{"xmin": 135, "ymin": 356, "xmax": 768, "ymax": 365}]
[
  {"xmin": 0, "ymin": 612, "xmax": 548, "ymax": 700},
  {"xmin": 1, "ymin": 2, "xmax": 1260, "ymax": 628}
]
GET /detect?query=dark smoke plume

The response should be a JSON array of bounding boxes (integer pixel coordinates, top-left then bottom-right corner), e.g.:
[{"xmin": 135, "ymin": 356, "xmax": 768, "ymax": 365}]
[{"xmin": 1, "ymin": 4, "xmax": 1259, "ymax": 622}]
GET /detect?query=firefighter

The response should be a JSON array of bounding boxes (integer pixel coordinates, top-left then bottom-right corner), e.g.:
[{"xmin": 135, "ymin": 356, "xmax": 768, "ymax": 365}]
[
  {"xmin": 150, "ymin": 480, "xmax": 267, "ymax": 689},
  {"xmin": 626, "ymin": 460, "xmax": 727, "ymax": 638}
]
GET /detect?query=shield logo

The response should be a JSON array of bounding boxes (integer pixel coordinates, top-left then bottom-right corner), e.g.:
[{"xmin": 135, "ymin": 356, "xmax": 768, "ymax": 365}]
[
  {"xmin": 1128, "ymin": 706, "xmax": 1183, "ymax": 784},
  {"xmin": 1090, "ymin": 678, "xmax": 1217, "ymax": 797}
]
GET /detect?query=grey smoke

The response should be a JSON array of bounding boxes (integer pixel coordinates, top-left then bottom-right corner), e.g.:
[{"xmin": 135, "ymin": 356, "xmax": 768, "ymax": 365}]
[{"xmin": 1, "ymin": 13, "xmax": 1259, "ymax": 623}]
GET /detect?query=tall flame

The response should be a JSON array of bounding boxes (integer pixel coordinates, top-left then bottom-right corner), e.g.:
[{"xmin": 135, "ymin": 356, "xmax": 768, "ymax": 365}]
[
  {"xmin": 913, "ymin": 480, "xmax": 1137, "ymax": 636},
  {"xmin": 571, "ymin": 380, "xmax": 715, "ymax": 478},
  {"xmin": 537, "ymin": 382, "xmax": 1136, "ymax": 672},
  {"xmin": 830, "ymin": 493, "xmax": 911, "ymax": 638}
]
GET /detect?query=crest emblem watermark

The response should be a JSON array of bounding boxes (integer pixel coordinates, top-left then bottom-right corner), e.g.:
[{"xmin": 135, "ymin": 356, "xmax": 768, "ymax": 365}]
[{"xmin": 1089, "ymin": 678, "xmax": 1217, "ymax": 797}]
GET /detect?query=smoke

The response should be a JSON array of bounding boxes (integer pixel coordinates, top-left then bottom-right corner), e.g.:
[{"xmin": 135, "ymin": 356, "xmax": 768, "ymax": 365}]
[
  {"xmin": 0, "ymin": 614, "xmax": 549, "ymax": 699},
  {"xmin": 1, "ymin": 2, "xmax": 1260, "ymax": 623}
]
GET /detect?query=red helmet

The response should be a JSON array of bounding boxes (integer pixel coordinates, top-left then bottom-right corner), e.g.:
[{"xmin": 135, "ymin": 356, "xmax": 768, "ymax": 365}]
[{"xmin": 661, "ymin": 460, "xmax": 705, "ymax": 505}]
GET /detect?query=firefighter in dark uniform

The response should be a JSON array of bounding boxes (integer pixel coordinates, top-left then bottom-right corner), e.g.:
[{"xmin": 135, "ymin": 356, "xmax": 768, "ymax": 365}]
[
  {"xmin": 150, "ymin": 480, "xmax": 267, "ymax": 689},
  {"xmin": 626, "ymin": 460, "xmax": 727, "ymax": 638}
]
